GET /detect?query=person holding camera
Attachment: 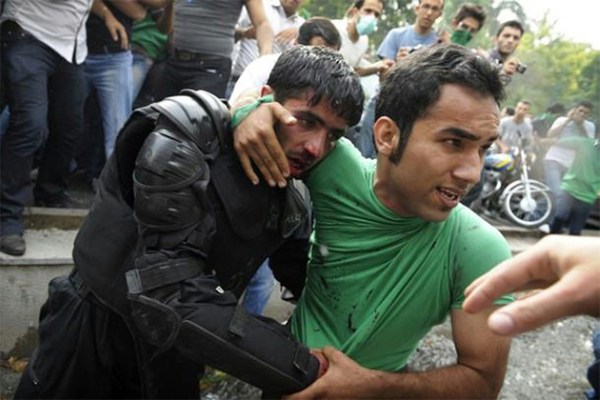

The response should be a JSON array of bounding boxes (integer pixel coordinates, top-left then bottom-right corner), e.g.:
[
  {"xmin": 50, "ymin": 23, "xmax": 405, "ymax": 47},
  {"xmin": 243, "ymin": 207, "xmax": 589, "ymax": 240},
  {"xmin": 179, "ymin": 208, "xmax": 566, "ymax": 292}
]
[{"xmin": 479, "ymin": 20, "xmax": 525, "ymax": 85}]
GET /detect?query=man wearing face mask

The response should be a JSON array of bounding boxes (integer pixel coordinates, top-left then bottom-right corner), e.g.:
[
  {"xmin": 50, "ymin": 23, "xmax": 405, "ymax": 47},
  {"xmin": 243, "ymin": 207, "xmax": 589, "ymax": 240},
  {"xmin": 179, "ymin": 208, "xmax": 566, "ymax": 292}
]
[
  {"xmin": 438, "ymin": 3, "xmax": 486, "ymax": 47},
  {"xmin": 332, "ymin": 0, "xmax": 393, "ymax": 78}
]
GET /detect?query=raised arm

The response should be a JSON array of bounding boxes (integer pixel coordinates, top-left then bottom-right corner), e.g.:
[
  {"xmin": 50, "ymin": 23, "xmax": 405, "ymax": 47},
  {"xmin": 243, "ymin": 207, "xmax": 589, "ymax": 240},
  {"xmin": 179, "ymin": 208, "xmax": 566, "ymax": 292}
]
[
  {"xmin": 233, "ymin": 99, "xmax": 295, "ymax": 187},
  {"xmin": 245, "ymin": 0, "xmax": 274, "ymax": 56}
]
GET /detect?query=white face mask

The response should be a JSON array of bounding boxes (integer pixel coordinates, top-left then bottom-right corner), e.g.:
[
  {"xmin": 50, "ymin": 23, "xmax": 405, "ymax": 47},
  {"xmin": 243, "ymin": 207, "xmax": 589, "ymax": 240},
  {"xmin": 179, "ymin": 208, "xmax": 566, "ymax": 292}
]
[{"xmin": 356, "ymin": 14, "xmax": 377, "ymax": 36}]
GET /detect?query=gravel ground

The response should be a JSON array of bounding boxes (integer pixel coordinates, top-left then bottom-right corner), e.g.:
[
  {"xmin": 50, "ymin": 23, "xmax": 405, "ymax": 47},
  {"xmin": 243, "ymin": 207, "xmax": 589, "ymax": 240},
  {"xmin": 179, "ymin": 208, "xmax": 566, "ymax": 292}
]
[{"xmin": 2, "ymin": 315, "xmax": 596, "ymax": 399}]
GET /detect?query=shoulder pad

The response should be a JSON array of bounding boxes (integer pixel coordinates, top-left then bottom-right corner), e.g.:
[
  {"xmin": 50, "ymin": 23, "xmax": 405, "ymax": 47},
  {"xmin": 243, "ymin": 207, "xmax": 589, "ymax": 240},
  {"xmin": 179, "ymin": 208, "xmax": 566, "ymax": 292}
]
[{"xmin": 151, "ymin": 90, "xmax": 231, "ymax": 153}]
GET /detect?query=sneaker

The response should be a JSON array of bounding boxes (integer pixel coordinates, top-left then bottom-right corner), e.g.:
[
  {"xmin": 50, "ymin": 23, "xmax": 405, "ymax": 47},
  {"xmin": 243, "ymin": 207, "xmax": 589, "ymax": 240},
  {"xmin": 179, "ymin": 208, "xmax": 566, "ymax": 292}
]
[{"xmin": 0, "ymin": 234, "xmax": 26, "ymax": 256}]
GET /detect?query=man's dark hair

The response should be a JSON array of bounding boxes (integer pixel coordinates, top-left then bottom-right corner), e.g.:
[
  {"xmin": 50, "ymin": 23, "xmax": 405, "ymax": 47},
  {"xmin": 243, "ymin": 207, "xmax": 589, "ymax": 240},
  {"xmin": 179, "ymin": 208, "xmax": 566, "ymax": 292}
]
[
  {"xmin": 353, "ymin": 0, "xmax": 384, "ymax": 9},
  {"xmin": 376, "ymin": 43, "xmax": 505, "ymax": 163},
  {"xmin": 297, "ymin": 17, "xmax": 342, "ymax": 51},
  {"xmin": 547, "ymin": 103, "xmax": 566, "ymax": 114},
  {"xmin": 577, "ymin": 100, "xmax": 593, "ymax": 111},
  {"xmin": 496, "ymin": 20, "xmax": 524, "ymax": 37},
  {"xmin": 453, "ymin": 3, "xmax": 486, "ymax": 31},
  {"xmin": 268, "ymin": 46, "xmax": 364, "ymax": 126}
]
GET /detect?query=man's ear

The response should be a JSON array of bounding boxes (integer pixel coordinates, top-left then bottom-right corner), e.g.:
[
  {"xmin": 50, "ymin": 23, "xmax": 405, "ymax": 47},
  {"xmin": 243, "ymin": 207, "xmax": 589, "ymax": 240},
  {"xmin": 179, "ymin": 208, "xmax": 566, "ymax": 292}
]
[
  {"xmin": 260, "ymin": 85, "xmax": 274, "ymax": 97},
  {"xmin": 373, "ymin": 116, "xmax": 400, "ymax": 156}
]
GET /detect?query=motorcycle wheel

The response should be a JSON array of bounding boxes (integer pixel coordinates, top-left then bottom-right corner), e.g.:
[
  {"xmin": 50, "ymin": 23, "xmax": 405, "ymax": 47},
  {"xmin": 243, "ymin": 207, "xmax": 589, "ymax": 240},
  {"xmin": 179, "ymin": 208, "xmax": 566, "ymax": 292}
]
[{"xmin": 502, "ymin": 181, "xmax": 553, "ymax": 228}]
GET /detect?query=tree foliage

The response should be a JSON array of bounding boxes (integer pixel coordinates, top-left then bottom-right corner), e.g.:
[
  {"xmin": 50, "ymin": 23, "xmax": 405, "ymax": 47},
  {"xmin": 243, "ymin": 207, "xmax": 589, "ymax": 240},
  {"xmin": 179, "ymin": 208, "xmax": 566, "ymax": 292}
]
[{"xmin": 299, "ymin": 0, "xmax": 600, "ymax": 124}]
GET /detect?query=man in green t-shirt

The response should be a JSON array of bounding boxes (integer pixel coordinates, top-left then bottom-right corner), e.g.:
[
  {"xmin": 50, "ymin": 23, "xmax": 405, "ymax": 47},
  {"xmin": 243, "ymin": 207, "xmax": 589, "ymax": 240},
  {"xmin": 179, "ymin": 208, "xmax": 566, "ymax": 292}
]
[
  {"xmin": 234, "ymin": 44, "xmax": 512, "ymax": 398},
  {"xmin": 550, "ymin": 136, "xmax": 600, "ymax": 235}
]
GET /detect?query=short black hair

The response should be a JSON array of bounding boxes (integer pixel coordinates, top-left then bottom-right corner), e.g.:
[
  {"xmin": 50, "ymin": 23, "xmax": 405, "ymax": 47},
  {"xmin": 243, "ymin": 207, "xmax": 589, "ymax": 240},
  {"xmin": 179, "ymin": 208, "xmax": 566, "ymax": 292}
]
[
  {"xmin": 353, "ymin": 0, "xmax": 384, "ymax": 9},
  {"xmin": 577, "ymin": 100, "xmax": 593, "ymax": 111},
  {"xmin": 297, "ymin": 17, "xmax": 341, "ymax": 51},
  {"xmin": 453, "ymin": 3, "xmax": 486, "ymax": 31},
  {"xmin": 268, "ymin": 46, "xmax": 364, "ymax": 126},
  {"xmin": 547, "ymin": 103, "xmax": 566, "ymax": 114},
  {"xmin": 376, "ymin": 43, "xmax": 505, "ymax": 163},
  {"xmin": 496, "ymin": 20, "xmax": 524, "ymax": 37}
]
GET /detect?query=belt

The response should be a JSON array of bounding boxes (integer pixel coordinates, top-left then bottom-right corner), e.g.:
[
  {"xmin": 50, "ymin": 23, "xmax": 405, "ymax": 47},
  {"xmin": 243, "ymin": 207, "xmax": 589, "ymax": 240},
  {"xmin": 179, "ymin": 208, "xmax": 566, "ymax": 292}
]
[
  {"xmin": 1, "ymin": 20, "xmax": 31, "ymax": 37},
  {"xmin": 172, "ymin": 48, "xmax": 226, "ymax": 63}
]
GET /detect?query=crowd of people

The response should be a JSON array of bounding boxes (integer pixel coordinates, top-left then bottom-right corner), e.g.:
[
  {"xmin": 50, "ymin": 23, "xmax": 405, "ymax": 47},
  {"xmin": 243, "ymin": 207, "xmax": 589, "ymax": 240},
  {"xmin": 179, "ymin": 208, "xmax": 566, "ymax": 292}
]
[{"xmin": 0, "ymin": 0, "xmax": 598, "ymax": 399}]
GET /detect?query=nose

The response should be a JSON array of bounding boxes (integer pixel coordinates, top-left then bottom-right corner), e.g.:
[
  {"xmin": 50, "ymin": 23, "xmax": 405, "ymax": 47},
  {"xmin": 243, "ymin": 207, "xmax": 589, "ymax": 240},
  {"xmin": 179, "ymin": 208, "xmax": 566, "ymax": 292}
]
[
  {"xmin": 453, "ymin": 150, "xmax": 483, "ymax": 185},
  {"xmin": 303, "ymin": 132, "xmax": 327, "ymax": 160}
]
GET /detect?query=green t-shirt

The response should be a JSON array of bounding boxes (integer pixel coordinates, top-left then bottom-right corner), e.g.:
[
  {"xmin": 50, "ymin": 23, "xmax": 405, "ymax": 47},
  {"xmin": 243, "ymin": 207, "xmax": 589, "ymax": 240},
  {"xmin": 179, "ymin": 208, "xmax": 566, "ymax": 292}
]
[
  {"xmin": 132, "ymin": 13, "xmax": 168, "ymax": 61},
  {"xmin": 559, "ymin": 137, "xmax": 600, "ymax": 204},
  {"xmin": 290, "ymin": 139, "xmax": 512, "ymax": 371}
]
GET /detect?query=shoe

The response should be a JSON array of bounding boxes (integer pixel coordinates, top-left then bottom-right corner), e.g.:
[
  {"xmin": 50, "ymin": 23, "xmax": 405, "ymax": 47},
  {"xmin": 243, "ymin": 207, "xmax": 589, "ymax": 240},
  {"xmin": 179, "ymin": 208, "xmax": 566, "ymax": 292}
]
[
  {"xmin": 34, "ymin": 194, "xmax": 74, "ymax": 208},
  {"xmin": 0, "ymin": 234, "xmax": 26, "ymax": 256},
  {"xmin": 538, "ymin": 224, "xmax": 550, "ymax": 234}
]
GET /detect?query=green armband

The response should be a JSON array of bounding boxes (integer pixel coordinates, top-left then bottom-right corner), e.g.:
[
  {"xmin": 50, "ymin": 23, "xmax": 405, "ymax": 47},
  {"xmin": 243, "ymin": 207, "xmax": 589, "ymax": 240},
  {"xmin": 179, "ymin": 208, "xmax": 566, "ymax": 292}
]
[{"xmin": 231, "ymin": 94, "xmax": 275, "ymax": 129}]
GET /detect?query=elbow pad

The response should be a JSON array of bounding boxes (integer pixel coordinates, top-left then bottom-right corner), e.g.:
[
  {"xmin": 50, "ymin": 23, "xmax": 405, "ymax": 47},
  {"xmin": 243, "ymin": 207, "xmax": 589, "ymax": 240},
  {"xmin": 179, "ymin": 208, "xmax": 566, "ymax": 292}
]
[{"xmin": 127, "ymin": 254, "xmax": 319, "ymax": 395}]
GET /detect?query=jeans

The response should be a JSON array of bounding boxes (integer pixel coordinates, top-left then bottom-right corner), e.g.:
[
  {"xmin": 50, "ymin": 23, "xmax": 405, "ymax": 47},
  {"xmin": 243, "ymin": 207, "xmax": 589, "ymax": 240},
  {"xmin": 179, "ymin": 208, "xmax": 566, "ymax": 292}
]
[
  {"xmin": 155, "ymin": 55, "xmax": 231, "ymax": 101},
  {"xmin": 1, "ymin": 26, "xmax": 85, "ymax": 235},
  {"xmin": 132, "ymin": 51, "xmax": 154, "ymax": 102},
  {"xmin": 84, "ymin": 51, "xmax": 133, "ymax": 160},
  {"xmin": 0, "ymin": 106, "xmax": 9, "ymax": 138},
  {"xmin": 241, "ymin": 261, "xmax": 275, "ymax": 315},
  {"xmin": 544, "ymin": 159, "xmax": 569, "ymax": 221},
  {"xmin": 346, "ymin": 93, "xmax": 377, "ymax": 159},
  {"xmin": 550, "ymin": 191, "xmax": 593, "ymax": 235}
]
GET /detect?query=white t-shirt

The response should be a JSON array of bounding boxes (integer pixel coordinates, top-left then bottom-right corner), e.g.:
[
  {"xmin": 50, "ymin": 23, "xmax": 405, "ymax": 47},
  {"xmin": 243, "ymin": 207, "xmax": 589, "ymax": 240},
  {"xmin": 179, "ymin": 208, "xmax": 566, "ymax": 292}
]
[
  {"xmin": 544, "ymin": 116, "xmax": 595, "ymax": 167},
  {"xmin": 229, "ymin": 54, "xmax": 280, "ymax": 104},
  {"xmin": 332, "ymin": 18, "xmax": 369, "ymax": 68}
]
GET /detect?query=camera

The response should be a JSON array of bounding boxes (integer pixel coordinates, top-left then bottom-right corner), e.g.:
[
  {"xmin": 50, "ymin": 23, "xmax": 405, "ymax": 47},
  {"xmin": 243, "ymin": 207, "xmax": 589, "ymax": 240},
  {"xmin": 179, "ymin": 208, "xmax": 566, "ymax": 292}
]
[{"xmin": 515, "ymin": 62, "xmax": 527, "ymax": 74}]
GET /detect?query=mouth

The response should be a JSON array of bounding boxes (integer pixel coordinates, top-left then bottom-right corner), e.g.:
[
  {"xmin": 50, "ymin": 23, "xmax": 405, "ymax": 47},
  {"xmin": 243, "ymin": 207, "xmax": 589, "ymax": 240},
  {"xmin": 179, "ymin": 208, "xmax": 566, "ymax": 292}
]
[
  {"xmin": 436, "ymin": 186, "xmax": 463, "ymax": 208},
  {"xmin": 288, "ymin": 157, "xmax": 310, "ymax": 177}
]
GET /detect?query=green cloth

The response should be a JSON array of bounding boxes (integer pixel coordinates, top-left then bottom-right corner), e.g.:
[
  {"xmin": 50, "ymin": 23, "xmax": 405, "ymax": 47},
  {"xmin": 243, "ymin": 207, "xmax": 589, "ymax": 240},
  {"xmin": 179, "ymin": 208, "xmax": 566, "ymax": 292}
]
[
  {"xmin": 230, "ymin": 94, "xmax": 274, "ymax": 129},
  {"xmin": 559, "ymin": 137, "xmax": 600, "ymax": 204},
  {"xmin": 132, "ymin": 13, "xmax": 168, "ymax": 61},
  {"xmin": 290, "ymin": 139, "xmax": 512, "ymax": 371}
]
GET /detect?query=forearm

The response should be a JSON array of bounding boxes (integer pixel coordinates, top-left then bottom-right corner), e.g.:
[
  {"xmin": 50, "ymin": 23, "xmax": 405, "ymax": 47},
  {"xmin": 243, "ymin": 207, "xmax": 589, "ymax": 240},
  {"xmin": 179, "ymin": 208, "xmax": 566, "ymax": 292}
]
[
  {"xmin": 354, "ymin": 64, "xmax": 379, "ymax": 77},
  {"xmin": 92, "ymin": 0, "xmax": 112, "ymax": 19},
  {"xmin": 362, "ymin": 363, "xmax": 501, "ymax": 399},
  {"xmin": 254, "ymin": 22, "xmax": 273, "ymax": 55},
  {"xmin": 547, "ymin": 119, "xmax": 569, "ymax": 138}
]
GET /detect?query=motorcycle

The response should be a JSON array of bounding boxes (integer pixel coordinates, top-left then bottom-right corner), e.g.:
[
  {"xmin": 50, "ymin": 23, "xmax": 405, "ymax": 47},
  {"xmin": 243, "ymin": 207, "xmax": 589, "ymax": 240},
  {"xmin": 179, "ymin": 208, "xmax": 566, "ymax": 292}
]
[{"xmin": 472, "ymin": 140, "xmax": 553, "ymax": 228}]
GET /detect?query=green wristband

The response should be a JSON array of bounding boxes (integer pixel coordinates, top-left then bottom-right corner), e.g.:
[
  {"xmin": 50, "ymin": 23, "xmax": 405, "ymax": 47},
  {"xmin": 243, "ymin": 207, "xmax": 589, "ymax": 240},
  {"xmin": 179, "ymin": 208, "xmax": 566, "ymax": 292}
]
[{"xmin": 231, "ymin": 94, "xmax": 275, "ymax": 129}]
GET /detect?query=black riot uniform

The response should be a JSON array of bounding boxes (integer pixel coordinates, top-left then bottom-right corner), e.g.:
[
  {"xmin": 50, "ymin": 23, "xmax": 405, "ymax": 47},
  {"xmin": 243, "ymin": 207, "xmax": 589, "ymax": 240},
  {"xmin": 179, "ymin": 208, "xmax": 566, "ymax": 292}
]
[{"xmin": 15, "ymin": 90, "xmax": 318, "ymax": 399}]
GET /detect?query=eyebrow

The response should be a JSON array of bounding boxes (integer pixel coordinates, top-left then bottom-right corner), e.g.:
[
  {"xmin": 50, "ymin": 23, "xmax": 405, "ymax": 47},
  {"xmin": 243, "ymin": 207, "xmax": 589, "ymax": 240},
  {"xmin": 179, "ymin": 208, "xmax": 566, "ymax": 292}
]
[{"xmin": 443, "ymin": 128, "xmax": 498, "ymax": 142}]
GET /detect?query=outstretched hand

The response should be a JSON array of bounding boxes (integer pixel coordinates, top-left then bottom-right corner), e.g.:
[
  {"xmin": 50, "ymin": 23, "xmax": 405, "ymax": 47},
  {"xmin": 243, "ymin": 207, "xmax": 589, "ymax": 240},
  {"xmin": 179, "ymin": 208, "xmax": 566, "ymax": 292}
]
[
  {"xmin": 233, "ymin": 102, "xmax": 295, "ymax": 187},
  {"xmin": 463, "ymin": 235, "xmax": 600, "ymax": 336}
]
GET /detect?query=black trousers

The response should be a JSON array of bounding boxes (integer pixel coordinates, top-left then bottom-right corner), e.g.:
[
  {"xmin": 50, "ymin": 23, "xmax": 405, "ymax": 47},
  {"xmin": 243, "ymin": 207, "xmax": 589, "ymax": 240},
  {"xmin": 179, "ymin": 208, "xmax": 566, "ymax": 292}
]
[{"xmin": 14, "ymin": 273, "xmax": 205, "ymax": 399}]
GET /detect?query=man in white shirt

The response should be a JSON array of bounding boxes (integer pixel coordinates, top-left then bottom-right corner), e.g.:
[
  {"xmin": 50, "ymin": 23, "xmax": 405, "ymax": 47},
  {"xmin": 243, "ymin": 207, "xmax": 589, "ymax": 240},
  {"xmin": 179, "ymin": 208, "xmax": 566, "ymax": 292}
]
[
  {"xmin": 332, "ymin": 0, "xmax": 392, "ymax": 78},
  {"xmin": 231, "ymin": 0, "xmax": 305, "ymax": 87},
  {"xmin": 229, "ymin": 17, "xmax": 341, "ymax": 105},
  {"xmin": 496, "ymin": 100, "xmax": 534, "ymax": 153},
  {"xmin": 543, "ymin": 100, "xmax": 595, "ymax": 217}
]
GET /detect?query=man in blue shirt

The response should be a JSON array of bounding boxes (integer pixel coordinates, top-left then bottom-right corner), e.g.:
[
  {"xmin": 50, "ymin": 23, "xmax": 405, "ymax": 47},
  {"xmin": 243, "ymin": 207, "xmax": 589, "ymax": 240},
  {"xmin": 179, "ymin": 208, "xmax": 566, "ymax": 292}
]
[{"xmin": 377, "ymin": 0, "xmax": 443, "ymax": 61}]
